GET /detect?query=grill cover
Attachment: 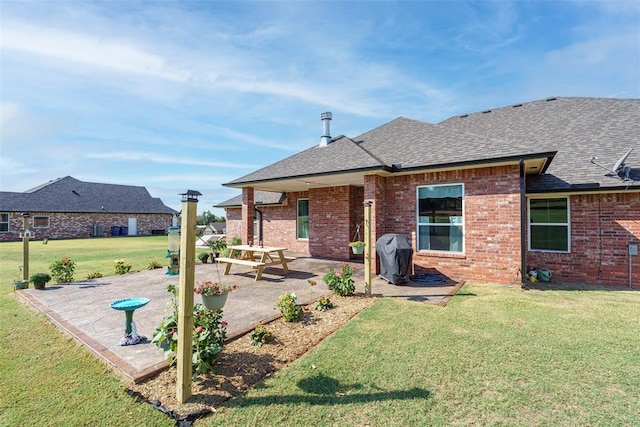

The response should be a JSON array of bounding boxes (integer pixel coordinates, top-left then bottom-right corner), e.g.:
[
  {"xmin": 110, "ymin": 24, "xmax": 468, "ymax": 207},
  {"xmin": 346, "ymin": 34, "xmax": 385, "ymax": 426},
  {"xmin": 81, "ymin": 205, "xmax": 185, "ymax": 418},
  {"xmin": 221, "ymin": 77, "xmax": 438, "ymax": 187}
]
[{"xmin": 376, "ymin": 233, "xmax": 413, "ymax": 284}]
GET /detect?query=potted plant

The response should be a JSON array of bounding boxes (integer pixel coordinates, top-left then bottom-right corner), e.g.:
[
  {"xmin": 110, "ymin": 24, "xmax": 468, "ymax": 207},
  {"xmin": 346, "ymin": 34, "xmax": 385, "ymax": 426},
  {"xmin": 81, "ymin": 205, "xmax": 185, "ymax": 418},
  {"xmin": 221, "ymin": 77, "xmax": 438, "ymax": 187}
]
[
  {"xmin": 13, "ymin": 279, "xmax": 29, "ymax": 290},
  {"xmin": 349, "ymin": 240, "xmax": 365, "ymax": 254},
  {"xmin": 30, "ymin": 272, "xmax": 51, "ymax": 290},
  {"xmin": 194, "ymin": 280, "xmax": 237, "ymax": 310},
  {"xmin": 209, "ymin": 237, "xmax": 227, "ymax": 259},
  {"xmin": 197, "ymin": 252, "xmax": 210, "ymax": 264}
]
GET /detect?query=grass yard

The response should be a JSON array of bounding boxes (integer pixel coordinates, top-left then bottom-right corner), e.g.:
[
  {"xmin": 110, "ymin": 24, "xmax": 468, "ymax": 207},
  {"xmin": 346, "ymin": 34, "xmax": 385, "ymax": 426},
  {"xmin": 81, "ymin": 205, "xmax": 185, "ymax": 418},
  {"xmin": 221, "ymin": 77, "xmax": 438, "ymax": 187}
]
[
  {"xmin": 204, "ymin": 284, "xmax": 640, "ymax": 426},
  {"xmin": 1, "ymin": 237, "xmax": 639, "ymax": 425}
]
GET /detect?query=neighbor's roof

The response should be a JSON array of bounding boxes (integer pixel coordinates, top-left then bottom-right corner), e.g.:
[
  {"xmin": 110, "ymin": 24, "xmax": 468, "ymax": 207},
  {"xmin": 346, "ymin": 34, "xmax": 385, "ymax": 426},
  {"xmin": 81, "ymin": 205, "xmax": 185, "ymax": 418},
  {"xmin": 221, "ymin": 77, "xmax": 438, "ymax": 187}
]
[
  {"xmin": 216, "ymin": 191, "xmax": 287, "ymax": 208},
  {"xmin": 0, "ymin": 176, "xmax": 177, "ymax": 214}
]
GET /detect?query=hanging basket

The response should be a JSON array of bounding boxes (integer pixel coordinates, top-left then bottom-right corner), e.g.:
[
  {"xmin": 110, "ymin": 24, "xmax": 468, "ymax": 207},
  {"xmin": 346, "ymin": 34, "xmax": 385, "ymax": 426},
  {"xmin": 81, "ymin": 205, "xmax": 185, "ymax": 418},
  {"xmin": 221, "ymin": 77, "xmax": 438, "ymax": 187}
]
[
  {"xmin": 350, "ymin": 224, "xmax": 364, "ymax": 254},
  {"xmin": 201, "ymin": 293, "xmax": 228, "ymax": 310}
]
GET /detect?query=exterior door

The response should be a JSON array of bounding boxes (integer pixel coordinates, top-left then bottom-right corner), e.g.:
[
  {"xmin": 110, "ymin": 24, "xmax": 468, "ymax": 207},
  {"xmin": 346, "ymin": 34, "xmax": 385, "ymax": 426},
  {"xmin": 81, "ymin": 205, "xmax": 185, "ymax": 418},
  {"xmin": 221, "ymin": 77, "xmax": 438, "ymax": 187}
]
[{"xmin": 127, "ymin": 218, "xmax": 137, "ymax": 236}]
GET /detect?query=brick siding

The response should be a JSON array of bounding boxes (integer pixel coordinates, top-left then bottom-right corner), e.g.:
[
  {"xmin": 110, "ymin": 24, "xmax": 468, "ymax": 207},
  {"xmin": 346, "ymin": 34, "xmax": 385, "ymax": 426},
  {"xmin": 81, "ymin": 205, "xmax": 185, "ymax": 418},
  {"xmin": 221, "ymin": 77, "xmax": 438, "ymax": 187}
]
[{"xmin": 0, "ymin": 212, "xmax": 173, "ymax": 241}]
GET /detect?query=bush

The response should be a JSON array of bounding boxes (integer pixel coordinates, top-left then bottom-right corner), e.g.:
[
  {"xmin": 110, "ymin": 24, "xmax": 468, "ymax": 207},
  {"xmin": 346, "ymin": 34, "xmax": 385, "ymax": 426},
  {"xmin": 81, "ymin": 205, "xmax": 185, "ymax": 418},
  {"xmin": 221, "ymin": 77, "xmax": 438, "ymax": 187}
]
[
  {"xmin": 85, "ymin": 272, "xmax": 103, "ymax": 279},
  {"xmin": 197, "ymin": 252, "xmax": 209, "ymax": 263},
  {"xmin": 315, "ymin": 295, "xmax": 334, "ymax": 311},
  {"xmin": 276, "ymin": 292, "xmax": 303, "ymax": 322},
  {"xmin": 147, "ymin": 260, "xmax": 162, "ymax": 270},
  {"xmin": 250, "ymin": 324, "xmax": 273, "ymax": 347},
  {"xmin": 49, "ymin": 256, "xmax": 76, "ymax": 284},
  {"xmin": 323, "ymin": 263, "xmax": 356, "ymax": 296},
  {"xmin": 152, "ymin": 285, "xmax": 227, "ymax": 378},
  {"xmin": 114, "ymin": 259, "xmax": 132, "ymax": 275}
]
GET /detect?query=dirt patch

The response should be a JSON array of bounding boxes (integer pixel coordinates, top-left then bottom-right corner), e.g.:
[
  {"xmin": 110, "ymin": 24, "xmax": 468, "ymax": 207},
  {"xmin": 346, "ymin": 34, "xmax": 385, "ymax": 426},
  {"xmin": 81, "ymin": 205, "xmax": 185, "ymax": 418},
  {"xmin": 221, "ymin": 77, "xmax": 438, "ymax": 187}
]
[{"xmin": 129, "ymin": 293, "xmax": 376, "ymax": 418}]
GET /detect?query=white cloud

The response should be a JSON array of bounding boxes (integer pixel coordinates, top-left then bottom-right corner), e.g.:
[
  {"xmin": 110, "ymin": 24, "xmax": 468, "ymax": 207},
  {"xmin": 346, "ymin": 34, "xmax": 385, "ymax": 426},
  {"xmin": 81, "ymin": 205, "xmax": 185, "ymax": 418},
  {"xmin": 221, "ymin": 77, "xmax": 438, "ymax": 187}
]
[{"xmin": 83, "ymin": 151, "xmax": 260, "ymax": 169}]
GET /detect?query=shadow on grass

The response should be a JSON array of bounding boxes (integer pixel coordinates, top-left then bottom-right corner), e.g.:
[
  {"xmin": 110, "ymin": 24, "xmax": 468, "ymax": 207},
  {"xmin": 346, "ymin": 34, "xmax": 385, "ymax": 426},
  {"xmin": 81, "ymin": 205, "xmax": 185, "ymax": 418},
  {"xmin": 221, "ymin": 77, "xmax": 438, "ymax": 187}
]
[
  {"xmin": 523, "ymin": 281, "xmax": 638, "ymax": 292},
  {"xmin": 229, "ymin": 374, "xmax": 430, "ymax": 407}
]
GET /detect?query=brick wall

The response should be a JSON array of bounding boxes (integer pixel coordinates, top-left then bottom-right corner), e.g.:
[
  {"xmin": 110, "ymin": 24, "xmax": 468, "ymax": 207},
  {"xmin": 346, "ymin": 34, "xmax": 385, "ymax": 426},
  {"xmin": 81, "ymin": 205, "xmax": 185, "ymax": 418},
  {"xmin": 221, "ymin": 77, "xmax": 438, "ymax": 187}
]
[
  {"xmin": 527, "ymin": 192, "xmax": 640, "ymax": 287},
  {"xmin": 376, "ymin": 166, "xmax": 522, "ymax": 284},
  {"xmin": 0, "ymin": 212, "xmax": 173, "ymax": 241}
]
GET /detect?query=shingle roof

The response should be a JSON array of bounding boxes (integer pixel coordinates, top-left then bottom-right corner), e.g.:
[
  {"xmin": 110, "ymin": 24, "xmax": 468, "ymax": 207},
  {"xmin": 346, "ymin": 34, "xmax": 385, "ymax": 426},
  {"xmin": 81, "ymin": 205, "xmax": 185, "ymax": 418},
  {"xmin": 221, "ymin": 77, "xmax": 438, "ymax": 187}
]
[
  {"xmin": 0, "ymin": 176, "xmax": 177, "ymax": 214},
  {"xmin": 221, "ymin": 97, "xmax": 639, "ymax": 196},
  {"xmin": 216, "ymin": 191, "xmax": 287, "ymax": 208},
  {"xmin": 439, "ymin": 97, "xmax": 640, "ymax": 191}
]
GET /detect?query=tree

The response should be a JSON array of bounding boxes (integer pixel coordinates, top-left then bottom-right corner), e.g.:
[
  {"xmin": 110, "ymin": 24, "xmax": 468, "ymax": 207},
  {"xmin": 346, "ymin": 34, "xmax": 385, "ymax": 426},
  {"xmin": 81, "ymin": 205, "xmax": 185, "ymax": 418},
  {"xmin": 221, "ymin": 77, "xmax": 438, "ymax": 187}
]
[{"xmin": 197, "ymin": 210, "xmax": 226, "ymax": 225}]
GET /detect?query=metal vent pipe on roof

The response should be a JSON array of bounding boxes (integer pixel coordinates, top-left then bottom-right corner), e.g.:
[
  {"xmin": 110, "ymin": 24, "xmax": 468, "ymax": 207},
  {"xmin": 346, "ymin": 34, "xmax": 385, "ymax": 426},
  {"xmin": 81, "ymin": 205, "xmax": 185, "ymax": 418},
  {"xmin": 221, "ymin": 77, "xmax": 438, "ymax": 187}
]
[{"xmin": 319, "ymin": 112, "xmax": 332, "ymax": 147}]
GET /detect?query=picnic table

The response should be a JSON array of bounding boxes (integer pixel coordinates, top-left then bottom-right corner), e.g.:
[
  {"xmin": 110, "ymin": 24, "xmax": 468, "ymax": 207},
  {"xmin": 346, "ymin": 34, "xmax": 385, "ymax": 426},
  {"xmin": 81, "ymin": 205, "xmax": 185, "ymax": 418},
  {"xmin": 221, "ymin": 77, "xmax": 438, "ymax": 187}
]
[{"xmin": 216, "ymin": 245, "xmax": 295, "ymax": 281}]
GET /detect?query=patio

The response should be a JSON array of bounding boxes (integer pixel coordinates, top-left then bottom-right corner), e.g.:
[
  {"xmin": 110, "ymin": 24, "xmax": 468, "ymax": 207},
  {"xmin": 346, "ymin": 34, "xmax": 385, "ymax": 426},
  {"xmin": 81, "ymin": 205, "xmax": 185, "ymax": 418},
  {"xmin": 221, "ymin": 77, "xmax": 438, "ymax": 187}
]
[{"xmin": 16, "ymin": 256, "xmax": 462, "ymax": 383}]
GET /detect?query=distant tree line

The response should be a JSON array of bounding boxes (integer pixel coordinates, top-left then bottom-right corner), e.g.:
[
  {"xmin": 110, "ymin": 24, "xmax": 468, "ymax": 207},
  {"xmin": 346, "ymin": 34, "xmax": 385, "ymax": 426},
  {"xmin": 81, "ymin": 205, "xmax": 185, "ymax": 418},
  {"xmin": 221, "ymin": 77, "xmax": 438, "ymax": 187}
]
[{"xmin": 197, "ymin": 210, "xmax": 226, "ymax": 225}]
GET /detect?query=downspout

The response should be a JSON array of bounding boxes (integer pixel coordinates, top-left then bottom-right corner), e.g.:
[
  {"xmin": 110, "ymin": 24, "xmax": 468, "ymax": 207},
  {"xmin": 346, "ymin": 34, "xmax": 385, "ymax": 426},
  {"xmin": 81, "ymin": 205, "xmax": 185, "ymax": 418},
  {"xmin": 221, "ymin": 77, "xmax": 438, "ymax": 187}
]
[
  {"xmin": 254, "ymin": 208, "xmax": 263, "ymax": 246},
  {"xmin": 519, "ymin": 159, "xmax": 527, "ymax": 287}
]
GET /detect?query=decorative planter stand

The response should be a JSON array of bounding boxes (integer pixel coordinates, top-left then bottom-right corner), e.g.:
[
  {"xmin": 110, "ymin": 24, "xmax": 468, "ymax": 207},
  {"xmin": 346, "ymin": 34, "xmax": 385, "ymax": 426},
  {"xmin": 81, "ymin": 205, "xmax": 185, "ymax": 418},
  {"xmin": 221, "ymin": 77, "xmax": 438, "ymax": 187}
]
[
  {"xmin": 200, "ymin": 293, "xmax": 228, "ymax": 310},
  {"xmin": 110, "ymin": 297, "xmax": 150, "ymax": 346}
]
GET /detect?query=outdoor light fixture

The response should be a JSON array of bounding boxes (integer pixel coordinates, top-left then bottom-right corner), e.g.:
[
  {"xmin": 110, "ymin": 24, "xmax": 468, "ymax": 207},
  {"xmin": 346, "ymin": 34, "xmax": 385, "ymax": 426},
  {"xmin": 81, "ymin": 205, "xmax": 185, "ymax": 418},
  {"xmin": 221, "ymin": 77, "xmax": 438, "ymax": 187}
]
[{"xmin": 180, "ymin": 190, "xmax": 202, "ymax": 202}]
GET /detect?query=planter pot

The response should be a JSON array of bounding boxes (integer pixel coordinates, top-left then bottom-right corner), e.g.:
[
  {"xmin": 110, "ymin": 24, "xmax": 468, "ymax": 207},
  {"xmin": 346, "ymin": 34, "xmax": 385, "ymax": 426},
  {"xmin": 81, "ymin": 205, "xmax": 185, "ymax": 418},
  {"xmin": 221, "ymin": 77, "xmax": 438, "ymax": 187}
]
[
  {"xmin": 13, "ymin": 280, "xmax": 29, "ymax": 290},
  {"xmin": 201, "ymin": 293, "xmax": 228, "ymax": 310},
  {"xmin": 350, "ymin": 245, "xmax": 364, "ymax": 254},
  {"xmin": 33, "ymin": 282, "xmax": 46, "ymax": 290}
]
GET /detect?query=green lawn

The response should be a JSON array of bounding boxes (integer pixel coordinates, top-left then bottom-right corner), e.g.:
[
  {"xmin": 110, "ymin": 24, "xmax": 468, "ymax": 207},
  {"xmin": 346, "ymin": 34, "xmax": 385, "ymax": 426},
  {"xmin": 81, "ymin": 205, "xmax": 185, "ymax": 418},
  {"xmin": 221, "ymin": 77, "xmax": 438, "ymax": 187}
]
[{"xmin": 1, "ymin": 238, "xmax": 638, "ymax": 425}]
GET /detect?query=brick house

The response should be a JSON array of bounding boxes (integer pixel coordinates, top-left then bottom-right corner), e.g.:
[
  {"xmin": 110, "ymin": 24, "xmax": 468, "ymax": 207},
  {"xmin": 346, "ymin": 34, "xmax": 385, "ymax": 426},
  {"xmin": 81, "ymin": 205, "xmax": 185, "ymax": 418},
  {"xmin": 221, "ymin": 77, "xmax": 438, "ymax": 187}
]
[
  {"xmin": 217, "ymin": 98, "xmax": 639, "ymax": 287},
  {"xmin": 0, "ymin": 176, "xmax": 177, "ymax": 241}
]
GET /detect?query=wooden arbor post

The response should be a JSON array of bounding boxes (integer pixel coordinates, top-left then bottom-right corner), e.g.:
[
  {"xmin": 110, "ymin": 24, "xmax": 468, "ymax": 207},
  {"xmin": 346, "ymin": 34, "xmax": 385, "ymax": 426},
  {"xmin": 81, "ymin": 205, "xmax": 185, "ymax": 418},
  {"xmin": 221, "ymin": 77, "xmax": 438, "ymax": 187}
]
[
  {"xmin": 176, "ymin": 190, "xmax": 200, "ymax": 403},
  {"xmin": 364, "ymin": 201, "xmax": 372, "ymax": 297}
]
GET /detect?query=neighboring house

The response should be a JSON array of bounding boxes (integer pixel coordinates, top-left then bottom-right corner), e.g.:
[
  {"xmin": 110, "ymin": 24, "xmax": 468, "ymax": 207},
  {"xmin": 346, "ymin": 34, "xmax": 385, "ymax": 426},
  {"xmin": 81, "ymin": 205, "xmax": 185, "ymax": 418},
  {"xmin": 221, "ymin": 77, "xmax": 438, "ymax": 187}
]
[
  {"xmin": 0, "ymin": 176, "xmax": 177, "ymax": 241},
  {"xmin": 216, "ymin": 97, "xmax": 639, "ymax": 287},
  {"xmin": 205, "ymin": 222, "xmax": 227, "ymax": 235}
]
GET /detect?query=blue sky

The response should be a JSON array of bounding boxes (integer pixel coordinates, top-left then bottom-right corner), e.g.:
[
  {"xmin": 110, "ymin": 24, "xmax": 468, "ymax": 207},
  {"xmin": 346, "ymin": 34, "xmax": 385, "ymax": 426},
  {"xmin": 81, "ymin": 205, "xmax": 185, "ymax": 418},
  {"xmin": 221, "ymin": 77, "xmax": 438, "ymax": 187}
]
[{"xmin": 1, "ymin": 1, "xmax": 639, "ymax": 214}]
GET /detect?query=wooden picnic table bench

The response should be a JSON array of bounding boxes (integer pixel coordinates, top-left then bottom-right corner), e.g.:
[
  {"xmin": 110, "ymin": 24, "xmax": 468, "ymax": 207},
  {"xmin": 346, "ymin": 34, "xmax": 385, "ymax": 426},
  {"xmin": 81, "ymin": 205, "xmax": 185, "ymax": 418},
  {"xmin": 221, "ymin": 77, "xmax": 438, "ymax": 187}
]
[{"xmin": 216, "ymin": 245, "xmax": 295, "ymax": 281}]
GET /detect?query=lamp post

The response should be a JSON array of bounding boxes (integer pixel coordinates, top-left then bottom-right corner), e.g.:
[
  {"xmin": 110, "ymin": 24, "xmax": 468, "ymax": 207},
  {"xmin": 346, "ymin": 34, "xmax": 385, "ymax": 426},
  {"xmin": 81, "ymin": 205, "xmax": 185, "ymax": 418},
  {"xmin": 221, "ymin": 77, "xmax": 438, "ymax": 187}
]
[
  {"xmin": 176, "ymin": 190, "xmax": 200, "ymax": 404},
  {"xmin": 21, "ymin": 213, "xmax": 30, "ymax": 281}
]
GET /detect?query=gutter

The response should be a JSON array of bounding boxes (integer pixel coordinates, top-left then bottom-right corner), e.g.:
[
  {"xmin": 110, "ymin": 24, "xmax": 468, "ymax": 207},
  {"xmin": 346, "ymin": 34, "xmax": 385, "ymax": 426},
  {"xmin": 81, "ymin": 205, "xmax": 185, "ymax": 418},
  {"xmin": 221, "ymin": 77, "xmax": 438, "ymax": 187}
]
[{"xmin": 520, "ymin": 159, "xmax": 527, "ymax": 287}]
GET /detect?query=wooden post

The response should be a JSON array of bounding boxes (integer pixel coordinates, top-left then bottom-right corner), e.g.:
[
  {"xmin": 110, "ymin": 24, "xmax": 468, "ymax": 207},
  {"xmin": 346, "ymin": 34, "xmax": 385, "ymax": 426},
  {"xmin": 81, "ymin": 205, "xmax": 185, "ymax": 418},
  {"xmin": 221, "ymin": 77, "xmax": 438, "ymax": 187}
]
[
  {"xmin": 176, "ymin": 191, "xmax": 199, "ymax": 403},
  {"xmin": 364, "ymin": 201, "xmax": 372, "ymax": 296},
  {"xmin": 22, "ymin": 213, "xmax": 30, "ymax": 281}
]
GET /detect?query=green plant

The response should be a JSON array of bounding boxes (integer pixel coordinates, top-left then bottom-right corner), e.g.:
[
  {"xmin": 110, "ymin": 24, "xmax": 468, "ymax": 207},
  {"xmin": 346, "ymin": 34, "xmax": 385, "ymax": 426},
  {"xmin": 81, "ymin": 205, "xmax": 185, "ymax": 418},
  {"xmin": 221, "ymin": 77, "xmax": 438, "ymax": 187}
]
[
  {"xmin": 147, "ymin": 260, "xmax": 162, "ymax": 270},
  {"xmin": 29, "ymin": 273, "xmax": 51, "ymax": 288},
  {"xmin": 114, "ymin": 259, "xmax": 132, "ymax": 275},
  {"xmin": 348, "ymin": 241, "xmax": 364, "ymax": 248},
  {"xmin": 152, "ymin": 284, "xmax": 227, "ymax": 378},
  {"xmin": 276, "ymin": 292, "xmax": 303, "ymax": 322},
  {"xmin": 323, "ymin": 263, "xmax": 356, "ymax": 296},
  {"xmin": 250, "ymin": 324, "xmax": 273, "ymax": 347},
  {"xmin": 315, "ymin": 295, "xmax": 334, "ymax": 311},
  {"xmin": 197, "ymin": 252, "xmax": 210, "ymax": 262},
  {"xmin": 194, "ymin": 280, "xmax": 237, "ymax": 296},
  {"xmin": 49, "ymin": 256, "xmax": 76, "ymax": 284},
  {"xmin": 85, "ymin": 271, "xmax": 103, "ymax": 279},
  {"xmin": 209, "ymin": 237, "xmax": 227, "ymax": 254}
]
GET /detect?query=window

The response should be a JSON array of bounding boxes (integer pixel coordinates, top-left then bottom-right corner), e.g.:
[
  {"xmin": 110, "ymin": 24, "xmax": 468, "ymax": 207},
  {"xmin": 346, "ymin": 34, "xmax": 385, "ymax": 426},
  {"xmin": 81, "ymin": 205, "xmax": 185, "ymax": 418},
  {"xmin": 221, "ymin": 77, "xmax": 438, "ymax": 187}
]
[
  {"xmin": 297, "ymin": 199, "xmax": 309, "ymax": 239},
  {"xmin": 33, "ymin": 216, "xmax": 50, "ymax": 228},
  {"xmin": 0, "ymin": 213, "xmax": 8, "ymax": 232},
  {"xmin": 417, "ymin": 184, "xmax": 464, "ymax": 253},
  {"xmin": 528, "ymin": 198, "xmax": 569, "ymax": 252}
]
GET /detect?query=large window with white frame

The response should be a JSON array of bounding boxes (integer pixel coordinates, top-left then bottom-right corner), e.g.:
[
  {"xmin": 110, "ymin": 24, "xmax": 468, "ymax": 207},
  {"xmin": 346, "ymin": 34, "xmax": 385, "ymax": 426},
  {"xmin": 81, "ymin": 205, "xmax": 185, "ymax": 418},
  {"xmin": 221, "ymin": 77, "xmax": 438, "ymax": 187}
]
[
  {"xmin": 33, "ymin": 215, "xmax": 50, "ymax": 228},
  {"xmin": 417, "ymin": 184, "xmax": 464, "ymax": 253},
  {"xmin": 528, "ymin": 197, "xmax": 570, "ymax": 252},
  {"xmin": 297, "ymin": 199, "xmax": 309, "ymax": 239},
  {"xmin": 0, "ymin": 213, "xmax": 8, "ymax": 232}
]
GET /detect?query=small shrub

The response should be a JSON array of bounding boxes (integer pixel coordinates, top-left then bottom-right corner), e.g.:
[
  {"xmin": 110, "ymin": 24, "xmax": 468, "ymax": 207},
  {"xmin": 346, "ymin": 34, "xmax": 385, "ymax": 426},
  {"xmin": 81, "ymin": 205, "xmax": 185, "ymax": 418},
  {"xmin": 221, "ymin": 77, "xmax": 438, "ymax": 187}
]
[
  {"xmin": 197, "ymin": 252, "xmax": 210, "ymax": 263},
  {"xmin": 276, "ymin": 292, "xmax": 303, "ymax": 322},
  {"xmin": 114, "ymin": 259, "xmax": 132, "ymax": 275},
  {"xmin": 85, "ymin": 272, "xmax": 103, "ymax": 279},
  {"xmin": 315, "ymin": 295, "xmax": 334, "ymax": 311},
  {"xmin": 152, "ymin": 285, "xmax": 227, "ymax": 379},
  {"xmin": 49, "ymin": 256, "xmax": 76, "ymax": 284},
  {"xmin": 147, "ymin": 260, "xmax": 162, "ymax": 270},
  {"xmin": 250, "ymin": 324, "xmax": 273, "ymax": 347},
  {"xmin": 323, "ymin": 263, "xmax": 356, "ymax": 296}
]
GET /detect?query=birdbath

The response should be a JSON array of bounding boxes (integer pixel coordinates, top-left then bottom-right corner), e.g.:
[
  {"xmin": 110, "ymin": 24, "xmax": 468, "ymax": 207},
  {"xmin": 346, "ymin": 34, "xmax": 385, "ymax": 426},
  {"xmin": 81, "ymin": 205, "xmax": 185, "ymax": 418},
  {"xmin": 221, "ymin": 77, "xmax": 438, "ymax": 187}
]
[{"xmin": 109, "ymin": 297, "xmax": 150, "ymax": 346}]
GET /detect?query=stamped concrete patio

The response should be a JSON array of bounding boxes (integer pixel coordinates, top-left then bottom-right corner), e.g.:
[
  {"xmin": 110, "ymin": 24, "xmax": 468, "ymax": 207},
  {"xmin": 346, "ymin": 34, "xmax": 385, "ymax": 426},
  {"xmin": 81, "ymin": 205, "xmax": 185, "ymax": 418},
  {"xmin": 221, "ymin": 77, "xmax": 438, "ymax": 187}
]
[{"xmin": 16, "ymin": 256, "xmax": 462, "ymax": 383}]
